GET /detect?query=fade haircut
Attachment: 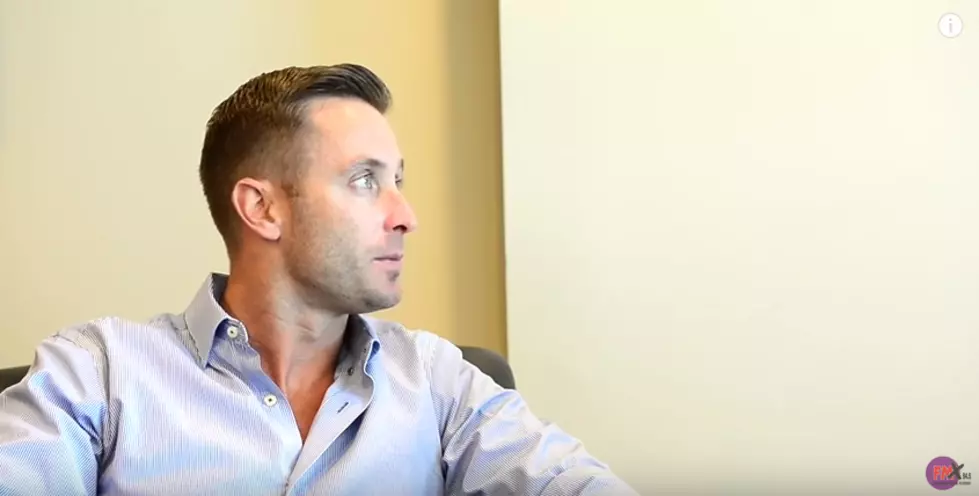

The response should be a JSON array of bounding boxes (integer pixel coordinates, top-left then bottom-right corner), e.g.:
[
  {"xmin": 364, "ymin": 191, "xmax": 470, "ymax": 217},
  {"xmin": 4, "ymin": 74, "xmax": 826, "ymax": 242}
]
[{"xmin": 199, "ymin": 63, "xmax": 391, "ymax": 250}]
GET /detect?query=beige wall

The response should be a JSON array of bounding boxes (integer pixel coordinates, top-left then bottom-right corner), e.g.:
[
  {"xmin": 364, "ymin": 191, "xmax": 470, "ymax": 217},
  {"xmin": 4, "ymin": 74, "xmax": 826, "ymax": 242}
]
[
  {"xmin": 0, "ymin": 0, "xmax": 506, "ymax": 367},
  {"xmin": 501, "ymin": 0, "xmax": 978, "ymax": 493}
]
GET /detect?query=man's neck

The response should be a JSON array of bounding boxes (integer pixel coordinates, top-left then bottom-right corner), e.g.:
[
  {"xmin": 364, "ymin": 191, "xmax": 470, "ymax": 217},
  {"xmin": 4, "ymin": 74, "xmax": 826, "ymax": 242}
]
[{"xmin": 221, "ymin": 270, "xmax": 348, "ymax": 394}]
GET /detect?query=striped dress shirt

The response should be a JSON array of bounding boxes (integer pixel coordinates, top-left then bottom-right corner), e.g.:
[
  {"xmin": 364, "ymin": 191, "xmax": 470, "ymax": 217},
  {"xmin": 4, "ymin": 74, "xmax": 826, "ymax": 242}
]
[{"xmin": 0, "ymin": 273, "xmax": 636, "ymax": 495}]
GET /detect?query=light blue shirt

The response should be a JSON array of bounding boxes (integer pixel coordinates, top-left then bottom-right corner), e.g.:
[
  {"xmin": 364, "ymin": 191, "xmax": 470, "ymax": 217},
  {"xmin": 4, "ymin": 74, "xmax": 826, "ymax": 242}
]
[{"xmin": 0, "ymin": 273, "xmax": 635, "ymax": 495}]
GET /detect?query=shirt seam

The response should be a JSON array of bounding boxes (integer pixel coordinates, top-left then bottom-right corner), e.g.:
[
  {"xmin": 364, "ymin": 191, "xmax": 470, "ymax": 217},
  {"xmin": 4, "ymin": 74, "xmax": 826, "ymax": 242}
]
[
  {"xmin": 50, "ymin": 329, "xmax": 109, "ymax": 460},
  {"xmin": 182, "ymin": 312, "xmax": 203, "ymax": 363},
  {"xmin": 423, "ymin": 331, "xmax": 445, "ymax": 443}
]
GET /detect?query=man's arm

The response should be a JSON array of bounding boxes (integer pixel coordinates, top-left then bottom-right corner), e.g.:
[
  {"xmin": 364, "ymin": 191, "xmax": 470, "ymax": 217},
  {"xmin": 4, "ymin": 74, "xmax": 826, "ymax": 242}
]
[
  {"xmin": 428, "ymin": 336, "xmax": 637, "ymax": 496},
  {"xmin": 0, "ymin": 334, "xmax": 105, "ymax": 495}
]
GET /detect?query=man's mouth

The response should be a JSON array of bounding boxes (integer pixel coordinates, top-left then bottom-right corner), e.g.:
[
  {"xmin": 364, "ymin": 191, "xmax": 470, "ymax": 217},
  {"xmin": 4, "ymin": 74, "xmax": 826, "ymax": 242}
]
[{"xmin": 373, "ymin": 253, "xmax": 404, "ymax": 272}]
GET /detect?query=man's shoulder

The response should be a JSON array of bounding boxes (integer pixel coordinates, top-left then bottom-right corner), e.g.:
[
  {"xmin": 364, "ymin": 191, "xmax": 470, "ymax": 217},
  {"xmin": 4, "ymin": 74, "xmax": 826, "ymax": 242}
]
[
  {"xmin": 360, "ymin": 316, "xmax": 463, "ymax": 367},
  {"xmin": 44, "ymin": 312, "xmax": 193, "ymax": 362},
  {"xmin": 361, "ymin": 315, "xmax": 441, "ymax": 350}
]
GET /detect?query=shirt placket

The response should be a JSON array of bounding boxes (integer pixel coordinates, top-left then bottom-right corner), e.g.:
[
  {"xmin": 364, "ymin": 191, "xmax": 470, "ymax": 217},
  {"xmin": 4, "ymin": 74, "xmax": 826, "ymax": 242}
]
[
  {"xmin": 285, "ymin": 345, "xmax": 376, "ymax": 494},
  {"xmin": 218, "ymin": 320, "xmax": 305, "ymax": 478}
]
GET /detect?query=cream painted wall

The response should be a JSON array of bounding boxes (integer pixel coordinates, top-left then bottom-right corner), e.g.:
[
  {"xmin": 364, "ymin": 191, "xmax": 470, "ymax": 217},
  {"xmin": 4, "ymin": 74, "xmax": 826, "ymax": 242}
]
[
  {"xmin": 0, "ymin": 0, "xmax": 506, "ymax": 367},
  {"xmin": 501, "ymin": 1, "xmax": 978, "ymax": 494}
]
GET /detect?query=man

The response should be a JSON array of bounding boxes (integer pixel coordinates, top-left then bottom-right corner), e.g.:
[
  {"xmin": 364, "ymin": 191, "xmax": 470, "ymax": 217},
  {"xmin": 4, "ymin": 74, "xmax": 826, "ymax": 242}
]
[{"xmin": 0, "ymin": 64, "xmax": 635, "ymax": 495}]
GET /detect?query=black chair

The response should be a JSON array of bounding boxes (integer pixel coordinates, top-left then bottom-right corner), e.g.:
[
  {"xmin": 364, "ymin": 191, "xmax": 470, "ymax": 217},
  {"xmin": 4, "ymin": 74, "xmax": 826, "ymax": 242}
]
[
  {"xmin": 459, "ymin": 346, "xmax": 516, "ymax": 390},
  {"xmin": 0, "ymin": 365, "xmax": 28, "ymax": 392},
  {"xmin": 1, "ymin": 347, "xmax": 514, "ymax": 393}
]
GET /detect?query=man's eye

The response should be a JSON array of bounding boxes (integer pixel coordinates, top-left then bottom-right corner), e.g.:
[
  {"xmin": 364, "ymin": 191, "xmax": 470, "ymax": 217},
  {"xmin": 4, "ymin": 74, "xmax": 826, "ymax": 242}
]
[{"xmin": 353, "ymin": 174, "xmax": 377, "ymax": 190}]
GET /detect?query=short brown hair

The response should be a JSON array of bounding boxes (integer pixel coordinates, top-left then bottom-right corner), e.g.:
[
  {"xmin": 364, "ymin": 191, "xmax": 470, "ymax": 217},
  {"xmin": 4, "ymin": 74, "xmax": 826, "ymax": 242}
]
[{"xmin": 199, "ymin": 63, "xmax": 391, "ymax": 249}]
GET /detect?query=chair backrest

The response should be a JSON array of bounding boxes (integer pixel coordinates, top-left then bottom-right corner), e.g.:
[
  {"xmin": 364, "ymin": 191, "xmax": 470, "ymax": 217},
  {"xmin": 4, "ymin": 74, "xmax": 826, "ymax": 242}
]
[
  {"xmin": 458, "ymin": 346, "xmax": 516, "ymax": 390},
  {"xmin": 1, "ymin": 347, "xmax": 516, "ymax": 393},
  {"xmin": 0, "ymin": 365, "xmax": 29, "ymax": 392}
]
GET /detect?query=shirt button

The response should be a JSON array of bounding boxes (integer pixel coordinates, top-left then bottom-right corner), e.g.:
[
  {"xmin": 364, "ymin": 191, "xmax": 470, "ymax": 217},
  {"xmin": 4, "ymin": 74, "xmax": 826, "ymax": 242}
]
[
  {"xmin": 263, "ymin": 394, "xmax": 278, "ymax": 407},
  {"xmin": 226, "ymin": 324, "xmax": 240, "ymax": 339}
]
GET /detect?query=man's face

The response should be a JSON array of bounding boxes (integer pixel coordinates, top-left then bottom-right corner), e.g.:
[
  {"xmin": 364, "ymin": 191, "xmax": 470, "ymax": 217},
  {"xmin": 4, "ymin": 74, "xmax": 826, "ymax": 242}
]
[{"xmin": 281, "ymin": 97, "xmax": 417, "ymax": 314}]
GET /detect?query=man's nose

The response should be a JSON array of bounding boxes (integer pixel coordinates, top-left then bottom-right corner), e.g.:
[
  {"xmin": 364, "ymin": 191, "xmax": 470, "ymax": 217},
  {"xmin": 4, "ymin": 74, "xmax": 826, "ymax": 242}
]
[{"xmin": 383, "ymin": 188, "xmax": 418, "ymax": 234}]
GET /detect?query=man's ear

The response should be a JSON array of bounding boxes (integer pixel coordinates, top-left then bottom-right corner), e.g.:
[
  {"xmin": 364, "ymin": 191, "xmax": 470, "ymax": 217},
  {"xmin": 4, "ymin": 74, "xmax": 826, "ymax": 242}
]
[{"xmin": 230, "ymin": 177, "xmax": 283, "ymax": 242}]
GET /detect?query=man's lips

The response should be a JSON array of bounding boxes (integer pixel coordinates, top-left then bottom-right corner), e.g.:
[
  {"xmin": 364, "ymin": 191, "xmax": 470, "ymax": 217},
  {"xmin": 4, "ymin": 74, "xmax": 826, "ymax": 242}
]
[{"xmin": 373, "ymin": 253, "xmax": 404, "ymax": 271}]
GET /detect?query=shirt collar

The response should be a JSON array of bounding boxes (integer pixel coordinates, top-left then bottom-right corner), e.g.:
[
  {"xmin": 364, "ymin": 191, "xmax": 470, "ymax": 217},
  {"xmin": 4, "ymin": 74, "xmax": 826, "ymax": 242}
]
[
  {"xmin": 340, "ymin": 314, "xmax": 383, "ymax": 378},
  {"xmin": 182, "ymin": 272, "xmax": 381, "ymax": 368}
]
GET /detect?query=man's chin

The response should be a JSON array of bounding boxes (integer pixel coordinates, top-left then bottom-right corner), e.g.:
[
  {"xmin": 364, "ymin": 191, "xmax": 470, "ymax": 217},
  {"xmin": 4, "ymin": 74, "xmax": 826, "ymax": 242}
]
[{"xmin": 357, "ymin": 289, "xmax": 402, "ymax": 314}]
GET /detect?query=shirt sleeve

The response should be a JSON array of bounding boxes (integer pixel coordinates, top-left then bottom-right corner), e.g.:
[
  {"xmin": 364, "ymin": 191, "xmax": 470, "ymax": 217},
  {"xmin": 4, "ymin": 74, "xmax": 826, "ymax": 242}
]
[
  {"xmin": 0, "ymin": 334, "xmax": 105, "ymax": 495},
  {"xmin": 428, "ymin": 336, "xmax": 637, "ymax": 496}
]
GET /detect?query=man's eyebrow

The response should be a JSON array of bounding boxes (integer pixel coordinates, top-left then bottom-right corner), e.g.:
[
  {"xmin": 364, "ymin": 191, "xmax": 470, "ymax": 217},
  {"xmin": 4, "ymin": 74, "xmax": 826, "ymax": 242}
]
[{"xmin": 352, "ymin": 158, "xmax": 404, "ymax": 173}]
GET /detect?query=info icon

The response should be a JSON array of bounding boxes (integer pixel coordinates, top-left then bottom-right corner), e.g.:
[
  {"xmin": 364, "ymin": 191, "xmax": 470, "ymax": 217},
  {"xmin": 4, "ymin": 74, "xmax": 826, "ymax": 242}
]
[{"xmin": 939, "ymin": 13, "xmax": 963, "ymax": 38}]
